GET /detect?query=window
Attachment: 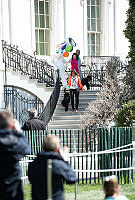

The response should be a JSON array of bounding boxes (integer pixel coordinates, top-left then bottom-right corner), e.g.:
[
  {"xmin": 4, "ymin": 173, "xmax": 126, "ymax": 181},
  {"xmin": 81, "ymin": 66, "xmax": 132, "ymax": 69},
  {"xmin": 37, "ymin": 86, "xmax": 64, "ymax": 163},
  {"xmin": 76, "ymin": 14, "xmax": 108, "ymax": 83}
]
[
  {"xmin": 87, "ymin": 0, "xmax": 101, "ymax": 56},
  {"xmin": 34, "ymin": 0, "xmax": 50, "ymax": 56}
]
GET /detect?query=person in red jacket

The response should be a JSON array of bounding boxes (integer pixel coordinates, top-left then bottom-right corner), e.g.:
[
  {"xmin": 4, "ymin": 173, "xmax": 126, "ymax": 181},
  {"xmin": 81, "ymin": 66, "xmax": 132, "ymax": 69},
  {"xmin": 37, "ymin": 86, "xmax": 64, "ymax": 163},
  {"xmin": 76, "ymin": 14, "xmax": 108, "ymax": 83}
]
[{"xmin": 68, "ymin": 69, "xmax": 83, "ymax": 112}]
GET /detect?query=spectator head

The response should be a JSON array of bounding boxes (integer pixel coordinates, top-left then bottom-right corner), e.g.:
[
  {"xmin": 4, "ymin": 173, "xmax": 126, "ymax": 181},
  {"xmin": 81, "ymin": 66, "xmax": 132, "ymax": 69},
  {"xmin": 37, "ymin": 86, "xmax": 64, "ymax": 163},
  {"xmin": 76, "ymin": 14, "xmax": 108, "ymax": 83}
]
[
  {"xmin": 71, "ymin": 69, "xmax": 77, "ymax": 77},
  {"xmin": 42, "ymin": 135, "xmax": 60, "ymax": 152},
  {"xmin": 103, "ymin": 175, "xmax": 119, "ymax": 198},
  {"xmin": 0, "ymin": 110, "xmax": 13, "ymax": 129},
  {"xmin": 28, "ymin": 108, "xmax": 37, "ymax": 118},
  {"xmin": 76, "ymin": 49, "xmax": 80, "ymax": 56}
]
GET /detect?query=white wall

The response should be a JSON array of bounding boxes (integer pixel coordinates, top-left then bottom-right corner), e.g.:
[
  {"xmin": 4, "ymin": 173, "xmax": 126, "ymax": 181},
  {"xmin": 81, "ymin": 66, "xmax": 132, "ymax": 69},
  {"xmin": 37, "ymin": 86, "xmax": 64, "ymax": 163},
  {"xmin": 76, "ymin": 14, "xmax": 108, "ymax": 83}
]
[
  {"xmin": 101, "ymin": 0, "xmax": 129, "ymax": 58},
  {"xmin": 10, "ymin": 0, "xmax": 35, "ymax": 54}
]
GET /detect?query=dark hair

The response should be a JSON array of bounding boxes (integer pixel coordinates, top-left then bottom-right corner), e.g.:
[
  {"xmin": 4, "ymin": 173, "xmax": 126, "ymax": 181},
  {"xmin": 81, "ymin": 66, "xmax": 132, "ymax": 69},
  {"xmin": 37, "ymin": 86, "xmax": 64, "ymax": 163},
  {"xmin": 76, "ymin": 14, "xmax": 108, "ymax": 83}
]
[
  {"xmin": 72, "ymin": 53, "xmax": 78, "ymax": 60},
  {"xmin": 0, "ymin": 110, "xmax": 13, "ymax": 129},
  {"xmin": 71, "ymin": 69, "xmax": 77, "ymax": 76},
  {"xmin": 28, "ymin": 108, "xmax": 37, "ymax": 117}
]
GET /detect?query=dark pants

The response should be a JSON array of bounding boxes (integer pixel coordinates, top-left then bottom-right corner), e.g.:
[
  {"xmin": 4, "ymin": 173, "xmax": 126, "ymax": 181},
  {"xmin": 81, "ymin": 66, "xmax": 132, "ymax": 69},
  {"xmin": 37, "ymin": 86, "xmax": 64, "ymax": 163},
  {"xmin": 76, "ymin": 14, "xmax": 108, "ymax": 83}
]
[{"xmin": 70, "ymin": 89, "xmax": 79, "ymax": 110}]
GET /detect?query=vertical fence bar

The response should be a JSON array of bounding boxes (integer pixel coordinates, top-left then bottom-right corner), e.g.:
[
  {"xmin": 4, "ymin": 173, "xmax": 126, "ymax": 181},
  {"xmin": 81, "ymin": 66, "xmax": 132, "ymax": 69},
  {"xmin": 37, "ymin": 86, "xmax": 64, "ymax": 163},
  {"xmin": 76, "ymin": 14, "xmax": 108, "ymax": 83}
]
[
  {"xmin": 85, "ymin": 129, "xmax": 88, "ymax": 184},
  {"xmin": 97, "ymin": 128, "xmax": 100, "ymax": 184},
  {"xmin": 89, "ymin": 128, "xmax": 92, "ymax": 184},
  {"xmin": 130, "ymin": 128, "xmax": 133, "ymax": 183},
  {"xmin": 62, "ymin": 130, "xmax": 65, "ymax": 147},
  {"xmin": 117, "ymin": 128, "xmax": 120, "ymax": 183},
  {"xmin": 82, "ymin": 129, "xmax": 84, "ymax": 184},
  {"xmin": 120, "ymin": 128, "xmax": 123, "ymax": 184},
  {"xmin": 70, "ymin": 130, "xmax": 72, "ymax": 166},
  {"xmin": 110, "ymin": 128, "xmax": 113, "ymax": 176},
  {"xmin": 78, "ymin": 130, "xmax": 80, "ymax": 183},
  {"xmin": 94, "ymin": 129, "xmax": 96, "ymax": 184},
  {"xmin": 66, "ymin": 129, "xmax": 68, "ymax": 147},
  {"xmin": 127, "ymin": 128, "xmax": 130, "ymax": 184},
  {"xmin": 123, "ymin": 128, "xmax": 126, "ymax": 184},
  {"xmin": 113, "ymin": 128, "xmax": 116, "ymax": 176}
]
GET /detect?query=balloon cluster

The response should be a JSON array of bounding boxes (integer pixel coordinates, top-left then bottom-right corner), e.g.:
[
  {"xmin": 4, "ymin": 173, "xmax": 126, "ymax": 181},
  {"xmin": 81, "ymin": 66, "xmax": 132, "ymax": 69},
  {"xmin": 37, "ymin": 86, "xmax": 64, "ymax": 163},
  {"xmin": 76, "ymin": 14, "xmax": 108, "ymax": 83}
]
[{"xmin": 56, "ymin": 37, "xmax": 76, "ymax": 57}]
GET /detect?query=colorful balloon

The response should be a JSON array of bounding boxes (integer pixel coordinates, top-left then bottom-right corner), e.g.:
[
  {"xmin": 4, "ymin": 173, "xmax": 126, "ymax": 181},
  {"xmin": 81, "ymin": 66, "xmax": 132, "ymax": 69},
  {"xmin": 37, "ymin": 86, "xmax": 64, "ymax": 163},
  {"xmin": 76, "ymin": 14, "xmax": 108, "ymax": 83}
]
[
  {"xmin": 65, "ymin": 45, "xmax": 72, "ymax": 52},
  {"xmin": 63, "ymin": 52, "xmax": 69, "ymax": 57},
  {"xmin": 61, "ymin": 44, "xmax": 66, "ymax": 50}
]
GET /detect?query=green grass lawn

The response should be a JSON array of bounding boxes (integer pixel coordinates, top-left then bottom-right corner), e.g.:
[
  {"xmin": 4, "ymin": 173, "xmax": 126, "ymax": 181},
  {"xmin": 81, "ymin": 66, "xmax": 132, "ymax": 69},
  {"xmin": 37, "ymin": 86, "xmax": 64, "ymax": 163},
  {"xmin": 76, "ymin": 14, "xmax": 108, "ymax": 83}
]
[{"xmin": 24, "ymin": 181, "xmax": 135, "ymax": 200}]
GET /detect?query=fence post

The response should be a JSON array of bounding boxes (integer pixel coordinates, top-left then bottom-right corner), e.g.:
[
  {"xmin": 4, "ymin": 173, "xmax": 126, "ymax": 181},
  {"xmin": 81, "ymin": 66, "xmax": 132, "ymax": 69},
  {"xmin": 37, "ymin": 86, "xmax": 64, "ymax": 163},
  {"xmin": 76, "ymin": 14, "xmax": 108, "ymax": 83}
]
[
  {"xmin": 82, "ymin": 129, "xmax": 84, "ymax": 184},
  {"xmin": 77, "ymin": 130, "xmax": 80, "ymax": 183},
  {"xmin": 85, "ymin": 129, "xmax": 88, "ymax": 184}
]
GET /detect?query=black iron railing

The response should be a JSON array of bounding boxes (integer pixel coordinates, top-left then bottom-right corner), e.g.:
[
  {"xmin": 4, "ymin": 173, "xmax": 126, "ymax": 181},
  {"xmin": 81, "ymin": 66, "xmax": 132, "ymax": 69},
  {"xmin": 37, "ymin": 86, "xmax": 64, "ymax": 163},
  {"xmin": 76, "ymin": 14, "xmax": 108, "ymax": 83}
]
[
  {"xmin": 2, "ymin": 41, "xmax": 54, "ymax": 87},
  {"xmin": 83, "ymin": 56, "xmax": 126, "ymax": 74},
  {"xmin": 39, "ymin": 70, "xmax": 60, "ymax": 126},
  {"xmin": 83, "ymin": 56, "xmax": 121, "ymax": 70},
  {"xmin": 4, "ymin": 86, "xmax": 44, "ymax": 126}
]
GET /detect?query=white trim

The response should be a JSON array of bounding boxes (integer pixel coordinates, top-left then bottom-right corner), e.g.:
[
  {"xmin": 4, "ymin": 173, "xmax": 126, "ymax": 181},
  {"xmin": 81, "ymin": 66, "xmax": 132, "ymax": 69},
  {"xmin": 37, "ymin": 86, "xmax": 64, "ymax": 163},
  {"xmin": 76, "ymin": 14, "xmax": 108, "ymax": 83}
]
[
  {"xmin": 8, "ymin": 0, "xmax": 12, "ymax": 43},
  {"xmin": 30, "ymin": 0, "xmax": 36, "ymax": 53}
]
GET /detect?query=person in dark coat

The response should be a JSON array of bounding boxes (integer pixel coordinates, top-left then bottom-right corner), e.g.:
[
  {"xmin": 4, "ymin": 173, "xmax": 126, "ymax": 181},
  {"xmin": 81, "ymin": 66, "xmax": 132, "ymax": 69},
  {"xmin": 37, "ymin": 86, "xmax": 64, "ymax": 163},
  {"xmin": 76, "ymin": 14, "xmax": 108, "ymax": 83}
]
[
  {"xmin": 0, "ymin": 110, "xmax": 30, "ymax": 200},
  {"xmin": 22, "ymin": 108, "xmax": 46, "ymax": 130},
  {"xmin": 28, "ymin": 135, "xmax": 76, "ymax": 200}
]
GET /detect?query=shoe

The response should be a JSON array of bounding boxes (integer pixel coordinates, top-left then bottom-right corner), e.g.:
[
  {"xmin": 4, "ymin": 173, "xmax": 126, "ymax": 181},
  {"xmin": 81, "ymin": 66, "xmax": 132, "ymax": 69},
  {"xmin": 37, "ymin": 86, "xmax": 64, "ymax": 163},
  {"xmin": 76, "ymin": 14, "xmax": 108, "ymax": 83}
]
[
  {"xmin": 65, "ymin": 107, "xmax": 68, "ymax": 112},
  {"xmin": 72, "ymin": 109, "xmax": 75, "ymax": 112},
  {"xmin": 75, "ymin": 110, "xmax": 78, "ymax": 112}
]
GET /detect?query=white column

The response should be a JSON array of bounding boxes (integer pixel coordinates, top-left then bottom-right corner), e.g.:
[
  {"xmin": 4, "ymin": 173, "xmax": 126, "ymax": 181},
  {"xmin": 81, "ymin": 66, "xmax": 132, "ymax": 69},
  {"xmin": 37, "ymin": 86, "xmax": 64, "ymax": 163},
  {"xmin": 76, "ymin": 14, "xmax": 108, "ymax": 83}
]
[
  {"xmin": 30, "ymin": 0, "xmax": 36, "ymax": 53},
  {"xmin": 82, "ymin": 0, "xmax": 88, "ymax": 56},
  {"xmin": 63, "ymin": 0, "xmax": 66, "ymax": 38},
  {"xmin": 8, "ymin": 0, "xmax": 12, "ymax": 43},
  {"xmin": 113, "ymin": 0, "xmax": 116, "ymax": 56}
]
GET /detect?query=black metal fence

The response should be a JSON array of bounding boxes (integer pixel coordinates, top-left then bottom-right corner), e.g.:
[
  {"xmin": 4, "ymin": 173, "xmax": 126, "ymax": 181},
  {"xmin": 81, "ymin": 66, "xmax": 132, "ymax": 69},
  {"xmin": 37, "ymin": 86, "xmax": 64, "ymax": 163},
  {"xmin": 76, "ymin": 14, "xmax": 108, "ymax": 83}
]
[
  {"xmin": 4, "ymin": 86, "xmax": 44, "ymax": 126},
  {"xmin": 23, "ymin": 127, "xmax": 133, "ymax": 184},
  {"xmin": 2, "ymin": 40, "xmax": 54, "ymax": 87},
  {"xmin": 39, "ymin": 70, "xmax": 60, "ymax": 126}
]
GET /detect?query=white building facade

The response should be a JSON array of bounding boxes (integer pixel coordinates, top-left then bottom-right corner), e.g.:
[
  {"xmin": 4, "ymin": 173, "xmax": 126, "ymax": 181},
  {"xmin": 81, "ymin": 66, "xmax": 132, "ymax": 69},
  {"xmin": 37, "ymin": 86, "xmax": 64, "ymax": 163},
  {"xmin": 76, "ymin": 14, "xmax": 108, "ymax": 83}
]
[{"xmin": 0, "ymin": 0, "xmax": 129, "ymax": 108}]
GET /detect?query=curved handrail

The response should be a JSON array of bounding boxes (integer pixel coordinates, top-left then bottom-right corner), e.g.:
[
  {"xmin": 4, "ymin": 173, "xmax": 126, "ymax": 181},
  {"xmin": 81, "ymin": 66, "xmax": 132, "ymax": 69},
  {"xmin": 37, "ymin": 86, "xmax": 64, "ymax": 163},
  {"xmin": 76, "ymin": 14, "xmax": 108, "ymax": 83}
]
[
  {"xmin": 2, "ymin": 40, "xmax": 54, "ymax": 87},
  {"xmin": 39, "ymin": 70, "xmax": 60, "ymax": 126}
]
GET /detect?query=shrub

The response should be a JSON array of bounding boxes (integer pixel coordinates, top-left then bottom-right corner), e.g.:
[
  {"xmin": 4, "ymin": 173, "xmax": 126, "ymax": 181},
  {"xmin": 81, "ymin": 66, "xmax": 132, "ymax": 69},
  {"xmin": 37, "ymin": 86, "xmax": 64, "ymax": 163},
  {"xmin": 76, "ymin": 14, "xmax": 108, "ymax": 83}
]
[{"xmin": 115, "ymin": 100, "xmax": 135, "ymax": 127}]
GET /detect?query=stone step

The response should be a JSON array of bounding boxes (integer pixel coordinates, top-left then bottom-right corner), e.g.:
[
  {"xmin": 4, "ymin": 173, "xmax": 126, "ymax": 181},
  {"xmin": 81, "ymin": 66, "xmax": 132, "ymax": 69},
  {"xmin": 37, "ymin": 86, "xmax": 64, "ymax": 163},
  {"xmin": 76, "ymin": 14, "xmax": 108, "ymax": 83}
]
[
  {"xmin": 48, "ymin": 124, "xmax": 81, "ymax": 130},
  {"xmin": 58, "ymin": 95, "xmax": 97, "ymax": 100},
  {"xmin": 53, "ymin": 111, "xmax": 86, "ymax": 117},
  {"xmin": 54, "ymin": 107, "xmax": 87, "ymax": 112},
  {"xmin": 49, "ymin": 119, "xmax": 81, "ymax": 125},
  {"xmin": 59, "ymin": 94, "xmax": 98, "ymax": 99},
  {"xmin": 52, "ymin": 115, "xmax": 81, "ymax": 120},
  {"xmin": 57, "ymin": 99, "xmax": 96, "ymax": 106}
]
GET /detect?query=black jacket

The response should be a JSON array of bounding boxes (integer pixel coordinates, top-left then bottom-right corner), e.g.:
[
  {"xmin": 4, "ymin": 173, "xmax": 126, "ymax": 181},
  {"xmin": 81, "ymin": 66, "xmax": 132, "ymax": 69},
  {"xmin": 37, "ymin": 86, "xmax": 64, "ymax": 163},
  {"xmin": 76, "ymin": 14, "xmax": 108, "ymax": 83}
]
[
  {"xmin": 22, "ymin": 117, "xmax": 46, "ymax": 131},
  {"xmin": 28, "ymin": 151, "xmax": 76, "ymax": 200},
  {"xmin": 0, "ymin": 129, "xmax": 30, "ymax": 200}
]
